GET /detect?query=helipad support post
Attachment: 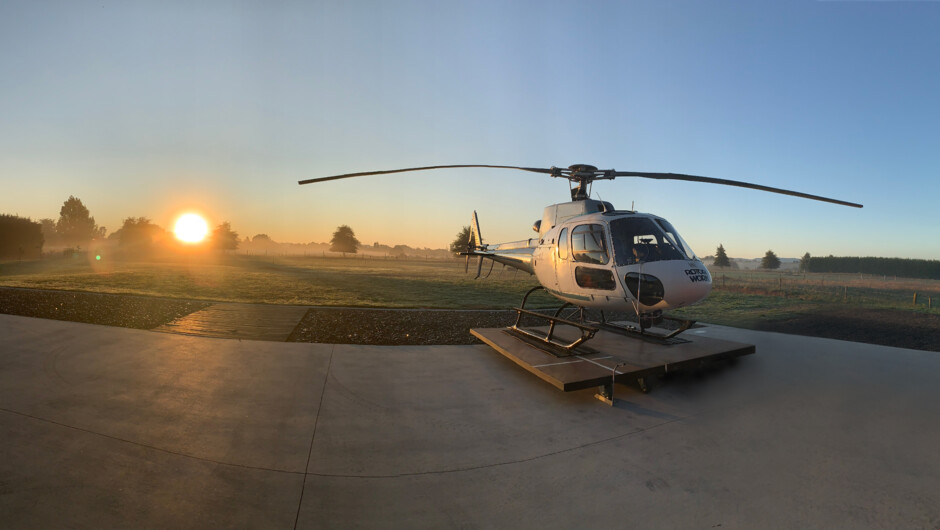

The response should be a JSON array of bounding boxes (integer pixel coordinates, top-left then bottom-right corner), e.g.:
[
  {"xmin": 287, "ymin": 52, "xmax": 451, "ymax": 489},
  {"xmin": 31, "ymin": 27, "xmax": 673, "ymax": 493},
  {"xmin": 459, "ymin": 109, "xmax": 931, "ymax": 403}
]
[{"xmin": 595, "ymin": 362, "xmax": 630, "ymax": 405}]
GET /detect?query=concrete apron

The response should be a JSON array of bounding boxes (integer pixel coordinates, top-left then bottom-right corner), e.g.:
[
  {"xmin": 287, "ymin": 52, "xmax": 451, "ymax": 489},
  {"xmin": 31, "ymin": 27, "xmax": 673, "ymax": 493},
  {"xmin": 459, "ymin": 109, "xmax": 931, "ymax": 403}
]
[{"xmin": 1, "ymin": 314, "xmax": 938, "ymax": 529}]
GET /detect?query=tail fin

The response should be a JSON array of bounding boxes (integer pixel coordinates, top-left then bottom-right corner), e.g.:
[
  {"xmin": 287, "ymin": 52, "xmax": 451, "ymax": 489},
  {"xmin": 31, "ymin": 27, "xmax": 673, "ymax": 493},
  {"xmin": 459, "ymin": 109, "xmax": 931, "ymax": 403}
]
[
  {"xmin": 470, "ymin": 210, "xmax": 483, "ymax": 248},
  {"xmin": 465, "ymin": 211, "xmax": 485, "ymax": 274}
]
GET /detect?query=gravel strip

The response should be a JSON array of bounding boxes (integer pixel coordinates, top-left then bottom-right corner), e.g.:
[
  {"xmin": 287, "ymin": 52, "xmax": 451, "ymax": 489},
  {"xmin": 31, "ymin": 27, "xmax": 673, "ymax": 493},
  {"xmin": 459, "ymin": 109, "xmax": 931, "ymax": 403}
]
[
  {"xmin": 286, "ymin": 308, "xmax": 520, "ymax": 345},
  {"xmin": 0, "ymin": 287, "xmax": 211, "ymax": 329},
  {"xmin": 1, "ymin": 287, "xmax": 936, "ymax": 351}
]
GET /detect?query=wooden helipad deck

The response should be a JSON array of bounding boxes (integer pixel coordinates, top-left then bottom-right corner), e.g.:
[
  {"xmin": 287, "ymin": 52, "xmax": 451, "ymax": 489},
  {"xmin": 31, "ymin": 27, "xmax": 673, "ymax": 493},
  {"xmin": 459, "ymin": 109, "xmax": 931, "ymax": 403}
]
[
  {"xmin": 471, "ymin": 325, "xmax": 755, "ymax": 392},
  {"xmin": 154, "ymin": 303, "xmax": 309, "ymax": 341}
]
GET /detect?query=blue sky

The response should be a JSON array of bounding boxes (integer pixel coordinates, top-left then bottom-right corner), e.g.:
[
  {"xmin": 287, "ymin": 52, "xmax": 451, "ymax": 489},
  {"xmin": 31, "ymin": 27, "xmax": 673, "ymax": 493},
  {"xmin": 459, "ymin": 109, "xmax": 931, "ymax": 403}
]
[{"xmin": 1, "ymin": 0, "xmax": 938, "ymax": 259}]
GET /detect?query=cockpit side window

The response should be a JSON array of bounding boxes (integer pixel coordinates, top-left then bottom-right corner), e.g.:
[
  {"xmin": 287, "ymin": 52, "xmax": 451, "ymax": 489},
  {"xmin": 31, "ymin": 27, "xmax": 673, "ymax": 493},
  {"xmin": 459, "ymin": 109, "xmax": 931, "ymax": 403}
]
[
  {"xmin": 571, "ymin": 224, "xmax": 609, "ymax": 265},
  {"xmin": 610, "ymin": 217, "xmax": 690, "ymax": 266},
  {"xmin": 557, "ymin": 227, "xmax": 569, "ymax": 260}
]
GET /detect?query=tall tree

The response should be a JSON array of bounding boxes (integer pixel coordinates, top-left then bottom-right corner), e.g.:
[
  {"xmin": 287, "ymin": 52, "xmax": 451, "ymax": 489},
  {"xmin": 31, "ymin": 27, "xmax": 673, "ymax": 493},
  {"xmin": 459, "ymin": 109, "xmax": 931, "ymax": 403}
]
[
  {"xmin": 56, "ymin": 196, "xmax": 98, "ymax": 246},
  {"xmin": 450, "ymin": 226, "xmax": 471, "ymax": 253},
  {"xmin": 116, "ymin": 217, "xmax": 163, "ymax": 255},
  {"xmin": 713, "ymin": 244, "xmax": 731, "ymax": 268},
  {"xmin": 799, "ymin": 252, "xmax": 811, "ymax": 273},
  {"xmin": 212, "ymin": 222, "xmax": 239, "ymax": 251},
  {"xmin": 761, "ymin": 249, "xmax": 781, "ymax": 270},
  {"xmin": 330, "ymin": 225, "xmax": 360, "ymax": 255}
]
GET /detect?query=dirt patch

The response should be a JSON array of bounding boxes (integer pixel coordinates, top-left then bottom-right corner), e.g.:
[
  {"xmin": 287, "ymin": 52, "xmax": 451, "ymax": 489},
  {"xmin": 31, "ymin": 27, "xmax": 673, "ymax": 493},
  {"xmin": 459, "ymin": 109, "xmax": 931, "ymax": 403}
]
[{"xmin": 753, "ymin": 306, "xmax": 939, "ymax": 352}]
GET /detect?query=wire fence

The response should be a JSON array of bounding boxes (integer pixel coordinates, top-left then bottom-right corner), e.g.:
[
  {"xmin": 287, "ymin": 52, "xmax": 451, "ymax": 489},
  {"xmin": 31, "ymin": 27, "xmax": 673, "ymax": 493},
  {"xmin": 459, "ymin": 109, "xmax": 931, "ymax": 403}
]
[{"xmin": 710, "ymin": 270, "xmax": 940, "ymax": 311}]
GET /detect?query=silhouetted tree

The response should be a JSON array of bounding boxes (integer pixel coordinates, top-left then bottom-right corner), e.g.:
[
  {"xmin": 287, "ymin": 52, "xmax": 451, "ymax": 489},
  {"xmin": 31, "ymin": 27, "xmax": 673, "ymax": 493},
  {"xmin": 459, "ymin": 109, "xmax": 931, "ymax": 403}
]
[
  {"xmin": 450, "ymin": 226, "xmax": 471, "ymax": 253},
  {"xmin": 250, "ymin": 233, "xmax": 276, "ymax": 254},
  {"xmin": 713, "ymin": 244, "xmax": 731, "ymax": 268},
  {"xmin": 37, "ymin": 217, "xmax": 63, "ymax": 248},
  {"xmin": 761, "ymin": 249, "xmax": 781, "ymax": 270},
  {"xmin": 56, "ymin": 196, "xmax": 98, "ymax": 246},
  {"xmin": 0, "ymin": 215, "xmax": 43, "ymax": 259},
  {"xmin": 116, "ymin": 217, "xmax": 163, "ymax": 256},
  {"xmin": 330, "ymin": 225, "xmax": 360, "ymax": 255},
  {"xmin": 800, "ymin": 252, "xmax": 811, "ymax": 273},
  {"xmin": 212, "ymin": 222, "xmax": 240, "ymax": 251}
]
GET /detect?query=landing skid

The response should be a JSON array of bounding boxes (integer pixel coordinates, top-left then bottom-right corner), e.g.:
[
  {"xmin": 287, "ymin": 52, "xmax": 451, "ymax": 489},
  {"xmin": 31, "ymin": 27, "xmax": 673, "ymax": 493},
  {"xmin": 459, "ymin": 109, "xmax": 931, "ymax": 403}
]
[
  {"xmin": 529, "ymin": 295, "xmax": 697, "ymax": 348},
  {"xmin": 509, "ymin": 287, "xmax": 698, "ymax": 354},
  {"xmin": 508, "ymin": 287, "xmax": 598, "ymax": 356},
  {"xmin": 593, "ymin": 316, "xmax": 695, "ymax": 346}
]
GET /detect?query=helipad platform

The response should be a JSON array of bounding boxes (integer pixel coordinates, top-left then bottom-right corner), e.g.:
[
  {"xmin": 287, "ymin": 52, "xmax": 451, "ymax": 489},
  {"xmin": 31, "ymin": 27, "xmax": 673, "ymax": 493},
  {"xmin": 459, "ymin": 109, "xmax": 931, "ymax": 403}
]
[{"xmin": 471, "ymin": 325, "xmax": 755, "ymax": 392}]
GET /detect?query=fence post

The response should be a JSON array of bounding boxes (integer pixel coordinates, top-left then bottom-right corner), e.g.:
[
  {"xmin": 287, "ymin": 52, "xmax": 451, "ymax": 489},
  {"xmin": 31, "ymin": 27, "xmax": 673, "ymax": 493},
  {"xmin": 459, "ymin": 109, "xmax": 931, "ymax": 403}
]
[{"xmin": 913, "ymin": 292, "xmax": 918, "ymax": 306}]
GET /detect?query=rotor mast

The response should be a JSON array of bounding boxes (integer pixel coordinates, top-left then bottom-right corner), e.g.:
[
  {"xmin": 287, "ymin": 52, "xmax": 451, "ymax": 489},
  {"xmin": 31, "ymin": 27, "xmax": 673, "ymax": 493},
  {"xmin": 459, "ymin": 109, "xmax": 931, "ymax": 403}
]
[{"xmin": 555, "ymin": 164, "xmax": 612, "ymax": 201}]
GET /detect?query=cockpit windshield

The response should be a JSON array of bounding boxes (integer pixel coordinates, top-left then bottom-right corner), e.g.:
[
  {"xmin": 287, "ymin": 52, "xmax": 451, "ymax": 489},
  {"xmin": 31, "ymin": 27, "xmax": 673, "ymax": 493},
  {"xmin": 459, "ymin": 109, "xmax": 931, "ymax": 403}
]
[
  {"xmin": 609, "ymin": 217, "xmax": 696, "ymax": 266},
  {"xmin": 654, "ymin": 218, "xmax": 698, "ymax": 261}
]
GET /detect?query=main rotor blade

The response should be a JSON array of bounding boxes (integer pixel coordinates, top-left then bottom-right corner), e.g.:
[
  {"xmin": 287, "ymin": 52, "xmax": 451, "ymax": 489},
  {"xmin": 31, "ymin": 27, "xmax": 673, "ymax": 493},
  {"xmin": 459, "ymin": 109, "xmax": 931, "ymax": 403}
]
[
  {"xmin": 298, "ymin": 164, "xmax": 553, "ymax": 185},
  {"xmin": 612, "ymin": 171, "xmax": 863, "ymax": 208}
]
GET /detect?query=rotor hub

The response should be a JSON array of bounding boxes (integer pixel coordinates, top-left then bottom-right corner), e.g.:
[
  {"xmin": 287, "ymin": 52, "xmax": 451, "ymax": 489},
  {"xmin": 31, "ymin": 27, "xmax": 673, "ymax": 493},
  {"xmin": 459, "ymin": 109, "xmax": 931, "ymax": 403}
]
[
  {"xmin": 568, "ymin": 164, "xmax": 599, "ymax": 175},
  {"xmin": 564, "ymin": 164, "xmax": 602, "ymax": 200}
]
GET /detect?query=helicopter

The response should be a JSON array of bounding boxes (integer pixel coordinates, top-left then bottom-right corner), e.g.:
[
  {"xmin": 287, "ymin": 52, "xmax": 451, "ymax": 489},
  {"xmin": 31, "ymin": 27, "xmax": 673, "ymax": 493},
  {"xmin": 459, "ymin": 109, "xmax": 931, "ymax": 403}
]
[{"xmin": 299, "ymin": 164, "xmax": 862, "ymax": 344}]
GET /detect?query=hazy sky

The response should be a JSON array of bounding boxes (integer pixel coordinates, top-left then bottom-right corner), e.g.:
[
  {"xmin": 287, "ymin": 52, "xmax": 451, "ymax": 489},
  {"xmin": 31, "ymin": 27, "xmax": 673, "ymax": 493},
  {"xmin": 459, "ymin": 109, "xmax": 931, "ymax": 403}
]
[{"xmin": 2, "ymin": 1, "xmax": 938, "ymax": 259}]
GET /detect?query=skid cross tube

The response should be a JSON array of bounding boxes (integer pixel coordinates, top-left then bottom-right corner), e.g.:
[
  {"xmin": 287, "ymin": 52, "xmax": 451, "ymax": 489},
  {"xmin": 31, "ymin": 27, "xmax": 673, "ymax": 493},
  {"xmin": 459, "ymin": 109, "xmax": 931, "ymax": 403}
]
[
  {"xmin": 509, "ymin": 286, "xmax": 598, "ymax": 353},
  {"xmin": 509, "ymin": 308, "xmax": 598, "ymax": 353},
  {"xmin": 595, "ymin": 313, "xmax": 696, "ymax": 344}
]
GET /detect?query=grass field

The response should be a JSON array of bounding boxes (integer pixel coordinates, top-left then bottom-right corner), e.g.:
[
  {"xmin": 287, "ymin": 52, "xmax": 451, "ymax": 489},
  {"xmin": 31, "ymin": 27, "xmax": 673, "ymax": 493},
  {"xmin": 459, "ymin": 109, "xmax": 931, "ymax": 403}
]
[
  {"xmin": 673, "ymin": 269, "xmax": 939, "ymax": 328},
  {"xmin": 0, "ymin": 253, "xmax": 547, "ymax": 309},
  {"xmin": 1, "ymin": 254, "xmax": 938, "ymax": 329}
]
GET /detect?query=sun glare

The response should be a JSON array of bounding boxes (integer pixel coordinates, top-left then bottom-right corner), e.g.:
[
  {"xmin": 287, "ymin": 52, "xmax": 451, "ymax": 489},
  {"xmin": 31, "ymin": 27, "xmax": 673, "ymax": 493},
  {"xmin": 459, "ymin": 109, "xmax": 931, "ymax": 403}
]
[{"xmin": 174, "ymin": 213, "xmax": 209, "ymax": 244}]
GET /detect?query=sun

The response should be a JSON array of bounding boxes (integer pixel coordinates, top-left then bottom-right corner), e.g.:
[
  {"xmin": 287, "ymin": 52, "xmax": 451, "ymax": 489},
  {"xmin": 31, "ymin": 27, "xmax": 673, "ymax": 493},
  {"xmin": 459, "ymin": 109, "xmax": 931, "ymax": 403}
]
[{"xmin": 174, "ymin": 213, "xmax": 209, "ymax": 244}]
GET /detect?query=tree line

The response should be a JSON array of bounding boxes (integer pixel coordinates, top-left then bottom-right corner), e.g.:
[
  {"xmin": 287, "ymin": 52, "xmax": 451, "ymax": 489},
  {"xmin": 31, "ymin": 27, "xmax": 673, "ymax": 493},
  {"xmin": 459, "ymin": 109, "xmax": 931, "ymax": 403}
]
[
  {"xmin": 0, "ymin": 214, "xmax": 44, "ymax": 259},
  {"xmin": 0, "ymin": 196, "xmax": 105, "ymax": 258},
  {"xmin": 0, "ymin": 196, "xmax": 242, "ymax": 258},
  {"xmin": 804, "ymin": 255, "xmax": 940, "ymax": 279},
  {"xmin": 0, "ymin": 195, "xmax": 371, "ymax": 260}
]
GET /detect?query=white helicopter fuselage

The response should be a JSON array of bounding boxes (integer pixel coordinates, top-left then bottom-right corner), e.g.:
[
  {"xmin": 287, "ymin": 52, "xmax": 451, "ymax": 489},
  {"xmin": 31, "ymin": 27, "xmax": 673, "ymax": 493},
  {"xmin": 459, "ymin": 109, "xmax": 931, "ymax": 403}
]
[
  {"xmin": 301, "ymin": 163, "xmax": 858, "ymax": 317},
  {"xmin": 483, "ymin": 199, "xmax": 712, "ymax": 314}
]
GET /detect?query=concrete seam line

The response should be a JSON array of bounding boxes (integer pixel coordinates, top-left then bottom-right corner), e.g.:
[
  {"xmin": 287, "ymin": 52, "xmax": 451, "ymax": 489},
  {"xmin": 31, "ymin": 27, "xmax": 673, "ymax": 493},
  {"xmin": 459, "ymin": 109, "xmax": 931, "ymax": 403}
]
[
  {"xmin": 302, "ymin": 416, "xmax": 686, "ymax": 480},
  {"xmin": 294, "ymin": 344, "xmax": 334, "ymax": 530}
]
